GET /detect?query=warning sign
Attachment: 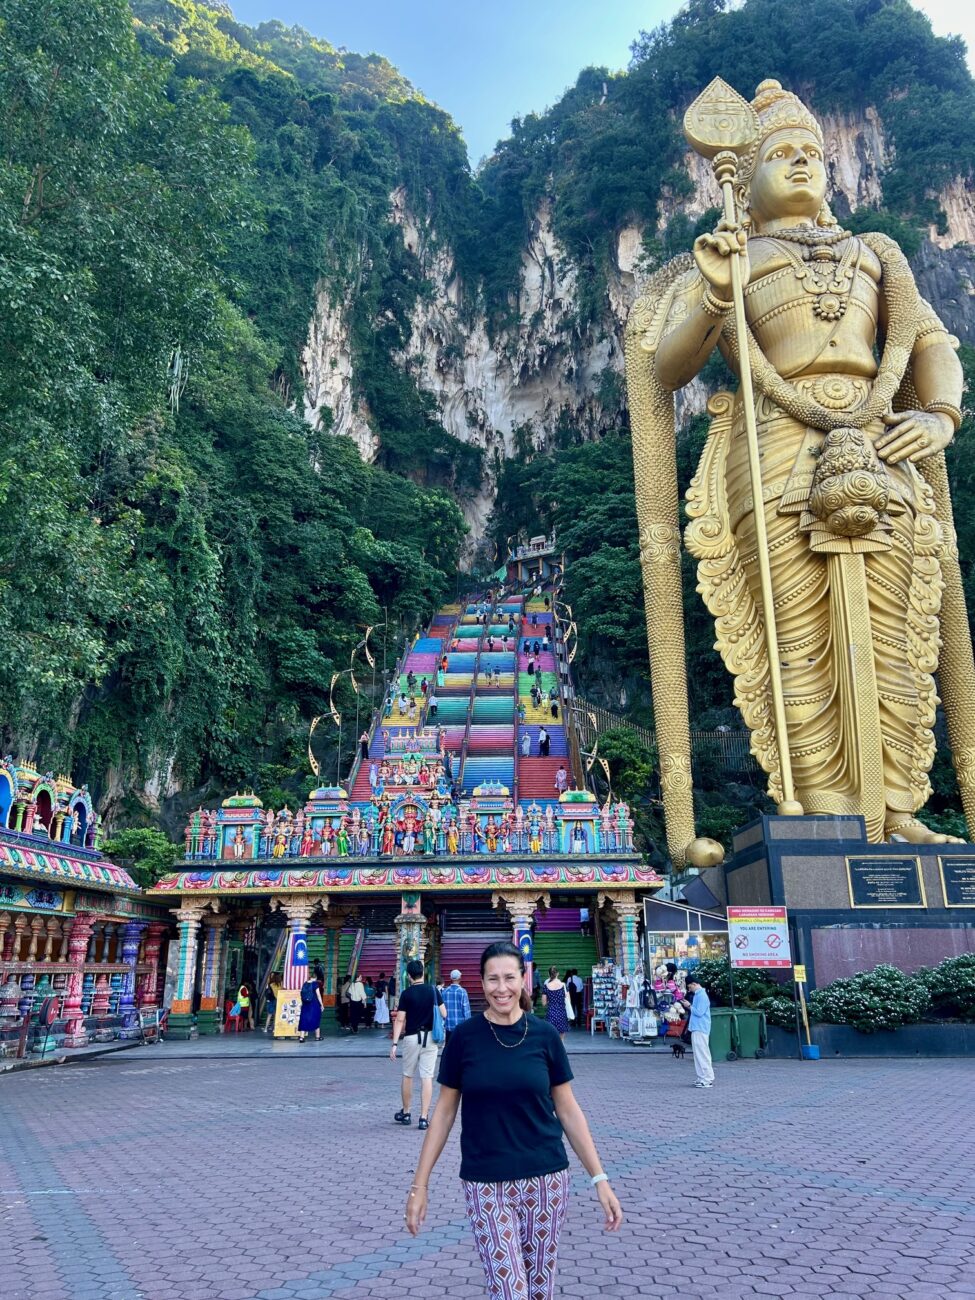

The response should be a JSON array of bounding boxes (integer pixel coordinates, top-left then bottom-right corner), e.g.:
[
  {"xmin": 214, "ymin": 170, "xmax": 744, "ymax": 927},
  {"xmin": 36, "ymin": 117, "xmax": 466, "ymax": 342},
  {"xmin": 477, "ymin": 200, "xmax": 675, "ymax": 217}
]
[{"xmin": 727, "ymin": 906, "xmax": 792, "ymax": 969}]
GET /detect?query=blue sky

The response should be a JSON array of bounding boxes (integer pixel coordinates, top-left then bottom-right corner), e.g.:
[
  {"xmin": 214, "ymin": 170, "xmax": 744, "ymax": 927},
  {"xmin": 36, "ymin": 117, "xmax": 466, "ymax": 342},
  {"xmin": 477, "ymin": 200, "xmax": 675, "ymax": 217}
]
[
  {"xmin": 228, "ymin": 0, "xmax": 684, "ymax": 163},
  {"xmin": 227, "ymin": 0, "xmax": 975, "ymax": 165}
]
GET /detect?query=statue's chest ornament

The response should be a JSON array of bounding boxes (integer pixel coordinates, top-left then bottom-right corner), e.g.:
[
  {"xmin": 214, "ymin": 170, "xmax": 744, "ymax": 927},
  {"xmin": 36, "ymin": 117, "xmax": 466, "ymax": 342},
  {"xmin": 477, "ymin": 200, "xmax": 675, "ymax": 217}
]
[{"xmin": 772, "ymin": 229, "xmax": 858, "ymax": 323}]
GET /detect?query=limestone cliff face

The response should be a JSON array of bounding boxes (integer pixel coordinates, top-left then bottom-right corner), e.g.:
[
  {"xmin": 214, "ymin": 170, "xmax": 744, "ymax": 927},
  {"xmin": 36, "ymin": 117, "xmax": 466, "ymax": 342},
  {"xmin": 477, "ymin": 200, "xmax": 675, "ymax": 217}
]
[{"xmin": 300, "ymin": 109, "xmax": 975, "ymax": 547}]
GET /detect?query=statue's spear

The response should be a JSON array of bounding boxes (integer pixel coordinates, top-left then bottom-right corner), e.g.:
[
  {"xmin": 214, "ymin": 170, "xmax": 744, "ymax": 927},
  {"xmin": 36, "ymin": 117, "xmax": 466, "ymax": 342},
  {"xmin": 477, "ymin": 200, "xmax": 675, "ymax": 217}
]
[{"xmin": 683, "ymin": 78, "xmax": 803, "ymax": 816}]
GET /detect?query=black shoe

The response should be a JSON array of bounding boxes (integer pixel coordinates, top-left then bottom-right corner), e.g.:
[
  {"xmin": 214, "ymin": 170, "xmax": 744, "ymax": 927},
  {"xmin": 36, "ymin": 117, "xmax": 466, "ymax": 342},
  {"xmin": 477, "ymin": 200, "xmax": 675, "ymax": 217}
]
[
  {"xmin": 418, "ymin": 1117, "xmax": 429, "ymax": 1131},
  {"xmin": 394, "ymin": 1110, "xmax": 412, "ymax": 1125}
]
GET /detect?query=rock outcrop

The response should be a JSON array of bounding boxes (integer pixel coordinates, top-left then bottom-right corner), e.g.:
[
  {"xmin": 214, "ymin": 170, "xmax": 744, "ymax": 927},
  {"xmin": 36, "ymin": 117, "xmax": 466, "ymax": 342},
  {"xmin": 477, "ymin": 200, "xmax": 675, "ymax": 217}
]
[{"xmin": 300, "ymin": 108, "xmax": 975, "ymax": 548}]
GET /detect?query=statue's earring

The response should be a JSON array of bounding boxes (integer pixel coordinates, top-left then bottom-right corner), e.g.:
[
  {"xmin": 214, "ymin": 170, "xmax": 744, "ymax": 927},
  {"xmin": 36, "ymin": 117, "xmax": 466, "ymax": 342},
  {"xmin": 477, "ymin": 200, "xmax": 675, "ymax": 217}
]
[{"xmin": 817, "ymin": 199, "xmax": 839, "ymax": 229}]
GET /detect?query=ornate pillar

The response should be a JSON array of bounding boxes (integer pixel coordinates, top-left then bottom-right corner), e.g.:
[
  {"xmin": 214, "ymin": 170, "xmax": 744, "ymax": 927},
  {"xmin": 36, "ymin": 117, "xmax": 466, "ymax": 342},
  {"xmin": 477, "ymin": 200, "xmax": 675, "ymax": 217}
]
[
  {"xmin": 611, "ymin": 892, "xmax": 642, "ymax": 977},
  {"xmin": 394, "ymin": 893, "xmax": 427, "ymax": 992},
  {"xmin": 117, "ymin": 921, "xmax": 148, "ymax": 1038},
  {"xmin": 99, "ymin": 924, "xmax": 114, "ymax": 963},
  {"xmin": 137, "ymin": 922, "xmax": 169, "ymax": 1010},
  {"xmin": 43, "ymin": 918, "xmax": 59, "ymax": 962},
  {"xmin": 494, "ymin": 891, "xmax": 550, "ymax": 994},
  {"xmin": 168, "ymin": 903, "xmax": 206, "ymax": 1040},
  {"xmin": 91, "ymin": 973, "xmax": 111, "ymax": 1017},
  {"xmin": 0, "ymin": 912, "xmax": 11, "ymax": 961},
  {"xmin": 196, "ymin": 913, "xmax": 229, "ymax": 1035},
  {"xmin": 273, "ymin": 895, "xmax": 321, "ymax": 992},
  {"xmin": 61, "ymin": 913, "xmax": 97, "ymax": 1048}
]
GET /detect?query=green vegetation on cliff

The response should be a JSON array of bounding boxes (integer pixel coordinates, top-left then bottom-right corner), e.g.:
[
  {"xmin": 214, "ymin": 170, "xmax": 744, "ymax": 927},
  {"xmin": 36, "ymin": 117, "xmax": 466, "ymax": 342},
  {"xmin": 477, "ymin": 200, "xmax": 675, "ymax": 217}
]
[
  {"xmin": 2, "ymin": 0, "xmax": 974, "ymax": 836},
  {"xmin": 0, "ymin": 0, "xmax": 468, "ymax": 806}
]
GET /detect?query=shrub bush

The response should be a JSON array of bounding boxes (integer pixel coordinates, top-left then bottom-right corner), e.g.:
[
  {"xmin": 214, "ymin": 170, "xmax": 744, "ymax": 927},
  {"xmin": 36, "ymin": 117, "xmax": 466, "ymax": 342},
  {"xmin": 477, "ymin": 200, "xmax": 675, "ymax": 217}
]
[
  {"xmin": 914, "ymin": 954, "xmax": 975, "ymax": 1021},
  {"xmin": 692, "ymin": 957, "xmax": 785, "ymax": 1008},
  {"xmin": 753, "ymin": 993, "xmax": 797, "ymax": 1030},
  {"xmin": 808, "ymin": 964, "xmax": 931, "ymax": 1033}
]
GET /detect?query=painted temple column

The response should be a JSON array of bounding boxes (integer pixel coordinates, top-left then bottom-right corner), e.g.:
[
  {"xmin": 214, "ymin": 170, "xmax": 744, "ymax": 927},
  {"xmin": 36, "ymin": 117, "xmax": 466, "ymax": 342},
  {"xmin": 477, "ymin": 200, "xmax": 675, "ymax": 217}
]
[
  {"xmin": 394, "ymin": 893, "xmax": 427, "ymax": 992},
  {"xmin": 610, "ymin": 892, "xmax": 642, "ymax": 977},
  {"xmin": 276, "ymin": 895, "xmax": 321, "ymax": 991},
  {"xmin": 0, "ymin": 912, "xmax": 12, "ymax": 961},
  {"xmin": 117, "ymin": 921, "xmax": 148, "ymax": 1038},
  {"xmin": 598, "ymin": 894, "xmax": 620, "ymax": 967},
  {"xmin": 168, "ymin": 903, "xmax": 206, "ymax": 1040},
  {"xmin": 196, "ymin": 913, "xmax": 229, "ymax": 1035},
  {"xmin": 62, "ymin": 913, "xmax": 97, "ymax": 1048},
  {"xmin": 494, "ymin": 891, "xmax": 550, "ymax": 995},
  {"xmin": 137, "ymin": 922, "xmax": 169, "ymax": 1011}
]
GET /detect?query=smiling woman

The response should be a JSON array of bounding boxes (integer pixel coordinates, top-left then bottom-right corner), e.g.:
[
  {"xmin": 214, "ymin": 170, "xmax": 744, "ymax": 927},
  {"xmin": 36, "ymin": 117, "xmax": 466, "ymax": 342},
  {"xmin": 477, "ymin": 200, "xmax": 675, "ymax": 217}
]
[{"xmin": 402, "ymin": 940, "xmax": 622, "ymax": 1298}]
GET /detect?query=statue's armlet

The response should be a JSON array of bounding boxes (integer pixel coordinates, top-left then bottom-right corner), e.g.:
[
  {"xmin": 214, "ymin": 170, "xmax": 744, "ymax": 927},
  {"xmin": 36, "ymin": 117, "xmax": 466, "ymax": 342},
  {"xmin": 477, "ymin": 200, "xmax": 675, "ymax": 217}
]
[
  {"xmin": 659, "ymin": 267, "xmax": 707, "ymax": 346},
  {"xmin": 913, "ymin": 296, "xmax": 959, "ymax": 357}
]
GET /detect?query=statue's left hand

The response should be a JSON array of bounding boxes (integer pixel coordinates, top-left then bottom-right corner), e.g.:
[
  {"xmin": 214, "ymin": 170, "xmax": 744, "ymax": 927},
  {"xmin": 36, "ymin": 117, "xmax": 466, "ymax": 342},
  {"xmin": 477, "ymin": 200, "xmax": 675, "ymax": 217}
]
[{"xmin": 876, "ymin": 410, "xmax": 953, "ymax": 464}]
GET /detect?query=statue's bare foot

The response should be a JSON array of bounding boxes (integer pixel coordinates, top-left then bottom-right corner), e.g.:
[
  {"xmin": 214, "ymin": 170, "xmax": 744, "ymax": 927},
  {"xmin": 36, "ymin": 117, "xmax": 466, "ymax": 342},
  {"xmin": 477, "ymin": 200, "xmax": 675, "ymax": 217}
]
[{"xmin": 885, "ymin": 817, "xmax": 965, "ymax": 845}]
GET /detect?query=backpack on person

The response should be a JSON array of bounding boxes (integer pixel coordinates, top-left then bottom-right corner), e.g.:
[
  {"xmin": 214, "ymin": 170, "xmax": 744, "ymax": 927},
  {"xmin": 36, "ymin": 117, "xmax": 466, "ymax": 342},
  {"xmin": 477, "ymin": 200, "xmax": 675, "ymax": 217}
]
[{"xmin": 300, "ymin": 982, "xmax": 315, "ymax": 1003}]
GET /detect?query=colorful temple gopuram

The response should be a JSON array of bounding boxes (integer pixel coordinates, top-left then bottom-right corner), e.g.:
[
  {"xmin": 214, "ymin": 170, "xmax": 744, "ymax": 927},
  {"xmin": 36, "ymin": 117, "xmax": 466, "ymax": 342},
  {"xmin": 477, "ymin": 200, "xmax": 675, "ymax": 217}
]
[
  {"xmin": 0, "ymin": 758, "xmax": 172, "ymax": 1057},
  {"xmin": 151, "ymin": 551, "xmax": 664, "ymax": 1037}
]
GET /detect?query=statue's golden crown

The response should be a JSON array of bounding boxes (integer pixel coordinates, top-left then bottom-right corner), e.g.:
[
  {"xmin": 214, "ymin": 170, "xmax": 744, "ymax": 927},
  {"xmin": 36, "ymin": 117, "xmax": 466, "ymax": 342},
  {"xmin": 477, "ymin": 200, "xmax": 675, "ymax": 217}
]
[{"xmin": 739, "ymin": 79, "xmax": 823, "ymax": 180}]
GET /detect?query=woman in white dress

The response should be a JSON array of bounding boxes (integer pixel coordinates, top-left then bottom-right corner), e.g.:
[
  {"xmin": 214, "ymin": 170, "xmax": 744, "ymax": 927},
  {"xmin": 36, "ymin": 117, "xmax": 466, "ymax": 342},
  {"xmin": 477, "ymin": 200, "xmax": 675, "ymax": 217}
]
[{"xmin": 374, "ymin": 972, "xmax": 391, "ymax": 1029}]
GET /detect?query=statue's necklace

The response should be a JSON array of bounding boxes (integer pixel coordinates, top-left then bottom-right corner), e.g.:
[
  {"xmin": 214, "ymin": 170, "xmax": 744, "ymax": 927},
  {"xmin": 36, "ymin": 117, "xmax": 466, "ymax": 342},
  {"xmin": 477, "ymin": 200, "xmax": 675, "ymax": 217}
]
[{"xmin": 774, "ymin": 233, "xmax": 859, "ymax": 323}]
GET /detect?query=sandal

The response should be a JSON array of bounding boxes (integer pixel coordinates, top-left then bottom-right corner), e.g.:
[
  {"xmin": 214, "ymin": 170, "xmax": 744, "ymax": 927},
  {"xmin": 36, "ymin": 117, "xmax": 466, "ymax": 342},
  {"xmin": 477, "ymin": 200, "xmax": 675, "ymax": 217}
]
[
  {"xmin": 418, "ymin": 1117, "xmax": 429, "ymax": 1131},
  {"xmin": 394, "ymin": 1110, "xmax": 412, "ymax": 1125}
]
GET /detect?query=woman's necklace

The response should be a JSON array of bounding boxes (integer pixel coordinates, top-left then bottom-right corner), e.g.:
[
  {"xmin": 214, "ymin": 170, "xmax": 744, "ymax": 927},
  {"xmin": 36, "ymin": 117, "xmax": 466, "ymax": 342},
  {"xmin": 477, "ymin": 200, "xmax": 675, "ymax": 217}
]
[{"xmin": 484, "ymin": 1011, "xmax": 529, "ymax": 1048}]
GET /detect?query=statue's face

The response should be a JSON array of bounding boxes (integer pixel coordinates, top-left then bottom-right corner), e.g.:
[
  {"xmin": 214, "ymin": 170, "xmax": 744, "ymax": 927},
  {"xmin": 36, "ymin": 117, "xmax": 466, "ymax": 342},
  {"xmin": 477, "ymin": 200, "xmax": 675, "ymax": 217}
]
[{"xmin": 749, "ymin": 127, "xmax": 827, "ymax": 225}]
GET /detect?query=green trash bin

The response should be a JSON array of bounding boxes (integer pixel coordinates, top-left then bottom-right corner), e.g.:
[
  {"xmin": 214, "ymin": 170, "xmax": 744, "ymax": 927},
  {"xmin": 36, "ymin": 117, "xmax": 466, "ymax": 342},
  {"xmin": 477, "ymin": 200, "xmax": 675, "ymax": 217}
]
[
  {"xmin": 708, "ymin": 1007, "xmax": 736, "ymax": 1061},
  {"xmin": 733, "ymin": 1008, "xmax": 768, "ymax": 1060}
]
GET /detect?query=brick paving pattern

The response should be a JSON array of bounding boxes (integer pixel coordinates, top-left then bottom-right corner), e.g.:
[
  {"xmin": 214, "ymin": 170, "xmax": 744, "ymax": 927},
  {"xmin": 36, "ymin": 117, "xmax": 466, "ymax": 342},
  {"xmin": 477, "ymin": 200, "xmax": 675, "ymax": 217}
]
[{"xmin": 2, "ymin": 1048, "xmax": 974, "ymax": 1298}]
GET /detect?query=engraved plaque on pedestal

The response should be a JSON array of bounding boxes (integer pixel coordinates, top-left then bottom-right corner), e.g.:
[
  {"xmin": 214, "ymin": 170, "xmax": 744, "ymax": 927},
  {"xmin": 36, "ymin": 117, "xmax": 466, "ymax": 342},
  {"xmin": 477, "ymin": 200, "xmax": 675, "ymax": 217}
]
[
  {"xmin": 846, "ymin": 856, "xmax": 926, "ymax": 909},
  {"xmin": 938, "ymin": 856, "xmax": 975, "ymax": 908}
]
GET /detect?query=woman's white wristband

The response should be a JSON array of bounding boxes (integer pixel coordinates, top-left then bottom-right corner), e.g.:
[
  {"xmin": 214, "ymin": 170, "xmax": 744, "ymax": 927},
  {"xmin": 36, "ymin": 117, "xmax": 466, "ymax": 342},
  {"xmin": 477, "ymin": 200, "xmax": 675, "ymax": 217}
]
[{"xmin": 591, "ymin": 1173, "xmax": 609, "ymax": 1187}]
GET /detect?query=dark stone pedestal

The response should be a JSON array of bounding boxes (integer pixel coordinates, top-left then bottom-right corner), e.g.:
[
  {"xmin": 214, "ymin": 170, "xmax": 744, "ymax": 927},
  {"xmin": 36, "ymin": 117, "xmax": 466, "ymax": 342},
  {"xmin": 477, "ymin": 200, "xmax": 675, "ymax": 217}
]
[
  {"xmin": 195, "ymin": 1010, "xmax": 221, "ymax": 1036},
  {"xmin": 166, "ymin": 1012, "xmax": 198, "ymax": 1041},
  {"xmin": 724, "ymin": 815, "xmax": 975, "ymax": 990}
]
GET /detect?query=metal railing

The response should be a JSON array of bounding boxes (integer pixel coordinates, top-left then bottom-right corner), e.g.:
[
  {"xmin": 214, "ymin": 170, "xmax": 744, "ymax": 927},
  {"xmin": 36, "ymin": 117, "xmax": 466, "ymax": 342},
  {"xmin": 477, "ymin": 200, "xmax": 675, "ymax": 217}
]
[{"xmin": 573, "ymin": 699, "xmax": 757, "ymax": 773}]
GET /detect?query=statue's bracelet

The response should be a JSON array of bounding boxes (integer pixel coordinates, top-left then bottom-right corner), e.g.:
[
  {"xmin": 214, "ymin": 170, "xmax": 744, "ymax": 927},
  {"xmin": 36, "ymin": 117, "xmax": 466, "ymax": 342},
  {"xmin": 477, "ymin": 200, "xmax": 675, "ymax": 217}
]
[
  {"xmin": 701, "ymin": 287, "xmax": 733, "ymax": 318},
  {"xmin": 924, "ymin": 401, "xmax": 963, "ymax": 431}
]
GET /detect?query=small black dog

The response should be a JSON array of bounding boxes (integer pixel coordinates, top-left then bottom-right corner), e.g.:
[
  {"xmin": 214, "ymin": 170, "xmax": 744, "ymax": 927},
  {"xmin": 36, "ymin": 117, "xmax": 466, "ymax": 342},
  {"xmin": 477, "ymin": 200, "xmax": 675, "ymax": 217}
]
[{"xmin": 671, "ymin": 1041, "xmax": 686, "ymax": 1059}]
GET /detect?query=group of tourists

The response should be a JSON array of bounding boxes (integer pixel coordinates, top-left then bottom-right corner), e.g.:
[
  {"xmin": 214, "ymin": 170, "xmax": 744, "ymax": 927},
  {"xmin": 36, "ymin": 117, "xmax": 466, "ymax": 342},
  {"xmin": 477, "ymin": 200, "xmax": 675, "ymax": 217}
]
[
  {"xmin": 295, "ymin": 967, "xmax": 397, "ymax": 1042},
  {"xmin": 520, "ymin": 726, "xmax": 551, "ymax": 757}
]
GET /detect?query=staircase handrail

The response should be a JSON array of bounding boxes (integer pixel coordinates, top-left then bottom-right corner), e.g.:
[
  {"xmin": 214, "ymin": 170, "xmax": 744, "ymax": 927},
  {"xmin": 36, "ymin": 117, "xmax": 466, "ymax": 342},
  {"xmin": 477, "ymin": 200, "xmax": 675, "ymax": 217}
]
[
  {"xmin": 551, "ymin": 605, "xmax": 589, "ymax": 792},
  {"xmin": 457, "ymin": 603, "xmax": 486, "ymax": 794}
]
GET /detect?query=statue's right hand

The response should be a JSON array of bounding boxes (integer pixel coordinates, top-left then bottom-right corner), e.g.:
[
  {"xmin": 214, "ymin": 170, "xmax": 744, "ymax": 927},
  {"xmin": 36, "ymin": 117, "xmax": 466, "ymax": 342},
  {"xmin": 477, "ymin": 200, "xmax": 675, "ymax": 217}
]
[{"xmin": 693, "ymin": 223, "xmax": 749, "ymax": 298}]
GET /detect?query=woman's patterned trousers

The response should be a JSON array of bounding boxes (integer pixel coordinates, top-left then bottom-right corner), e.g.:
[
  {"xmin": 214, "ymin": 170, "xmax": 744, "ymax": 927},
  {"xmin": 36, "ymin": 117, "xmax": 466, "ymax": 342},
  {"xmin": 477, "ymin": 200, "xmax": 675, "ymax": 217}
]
[{"xmin": 462, "ymin": 1170, "xmax": 571, "ymax": 1299}]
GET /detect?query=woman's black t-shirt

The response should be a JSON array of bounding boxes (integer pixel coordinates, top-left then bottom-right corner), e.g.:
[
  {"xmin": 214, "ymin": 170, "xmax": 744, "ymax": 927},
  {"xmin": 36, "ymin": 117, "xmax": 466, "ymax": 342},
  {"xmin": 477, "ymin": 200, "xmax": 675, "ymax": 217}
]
[{"xmin": 437, "ymin": 1013, "xmax": 573, "ymax": 1183}]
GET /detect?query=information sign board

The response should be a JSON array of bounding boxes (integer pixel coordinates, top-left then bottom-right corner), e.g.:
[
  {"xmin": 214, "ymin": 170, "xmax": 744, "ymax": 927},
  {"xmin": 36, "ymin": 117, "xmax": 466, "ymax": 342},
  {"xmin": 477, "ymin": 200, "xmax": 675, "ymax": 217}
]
[
  {"xmin": 727, "ymin": 906, "xmax": 792, "ymax": 968},
  {"xmin": 846, "ymin": 857, "xmax": 925, "ymax": 908},
  {"xmin": 793, "ymin": 964, "xmax": 806, "ymax": 983},
  {"xmin": 939, "ymin": 856, "xmax": 975, "ymax": 908}
]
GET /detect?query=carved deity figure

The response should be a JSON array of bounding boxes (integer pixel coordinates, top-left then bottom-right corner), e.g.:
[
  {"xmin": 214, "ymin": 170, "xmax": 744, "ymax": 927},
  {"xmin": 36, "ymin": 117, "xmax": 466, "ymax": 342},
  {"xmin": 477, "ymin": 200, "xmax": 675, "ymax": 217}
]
[{"xmin": 627, "ymin": 79, "xmax": 972, "ymax": 847}]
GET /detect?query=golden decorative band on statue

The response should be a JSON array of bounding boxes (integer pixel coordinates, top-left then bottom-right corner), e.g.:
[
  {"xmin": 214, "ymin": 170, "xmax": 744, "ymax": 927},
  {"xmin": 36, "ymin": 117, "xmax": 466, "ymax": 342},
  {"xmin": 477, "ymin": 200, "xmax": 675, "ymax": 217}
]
[
  {"xmin": 626, "ymin": 75, "xmax": 974, "ymax": 856},
  {"xmin": 923, "ymin": 401, "xmax": 962, "ymax": 432}
]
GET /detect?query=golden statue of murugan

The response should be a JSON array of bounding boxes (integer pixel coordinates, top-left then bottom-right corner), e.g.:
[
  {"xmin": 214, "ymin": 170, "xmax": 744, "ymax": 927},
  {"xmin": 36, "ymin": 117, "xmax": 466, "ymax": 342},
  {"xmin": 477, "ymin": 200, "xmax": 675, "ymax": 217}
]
[{"xmin": 626, "ymin": 79, "xmax": 975, "ymax": 862}]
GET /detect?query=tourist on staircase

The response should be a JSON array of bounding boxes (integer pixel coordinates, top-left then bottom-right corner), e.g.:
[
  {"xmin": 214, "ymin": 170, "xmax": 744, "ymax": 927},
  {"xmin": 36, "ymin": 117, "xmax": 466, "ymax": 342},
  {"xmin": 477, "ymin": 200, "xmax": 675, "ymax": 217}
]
[
  {"xmin": 555, "ymin": 765, "xmax": 568, "ymax": 795},
  {"xmin": 538, "ymin": 726, "xmax": 550, "ymax": 758}
]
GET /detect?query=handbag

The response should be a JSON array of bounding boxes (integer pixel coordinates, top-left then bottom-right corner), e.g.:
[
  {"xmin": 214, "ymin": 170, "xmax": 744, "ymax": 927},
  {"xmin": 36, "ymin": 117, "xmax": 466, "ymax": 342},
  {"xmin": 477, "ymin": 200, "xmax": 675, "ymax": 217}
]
[
  {"xmin": 565, "ymin": 993, "xmax": 575, "ymax": 1021},
  {"xmin": 431, "ymin": 998, "xmax": 445, "ymax": 1044},
  {"xmin": 230, "ymin": 1002, "xmax": 241, "ymax": 1017}
]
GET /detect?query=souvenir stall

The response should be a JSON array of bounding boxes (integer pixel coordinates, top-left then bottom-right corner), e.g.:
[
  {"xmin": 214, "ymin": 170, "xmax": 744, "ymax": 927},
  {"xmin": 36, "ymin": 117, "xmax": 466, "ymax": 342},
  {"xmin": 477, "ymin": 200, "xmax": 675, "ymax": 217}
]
[{"xmin": 616, "ymin": 898, "xmax": 728, "ymax": 1048}]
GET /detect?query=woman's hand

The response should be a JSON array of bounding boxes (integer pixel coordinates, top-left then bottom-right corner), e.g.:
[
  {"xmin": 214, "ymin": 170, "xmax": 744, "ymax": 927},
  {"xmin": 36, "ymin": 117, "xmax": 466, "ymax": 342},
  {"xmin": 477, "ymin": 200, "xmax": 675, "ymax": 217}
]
[
  {"xmin": 596, "ymin": 1180, "xmax": 623, "ymax": 1232},
  {"xmin": 692, "ymin": 220, "xmax": 749, "ymax": 297},
  {"xmin": 876, "ymin": 410, "xmax": 953, "ymax": 464},
  {"xmin": 404, "ymin": 1186, "xmax": 428, "ymax": 1237}
]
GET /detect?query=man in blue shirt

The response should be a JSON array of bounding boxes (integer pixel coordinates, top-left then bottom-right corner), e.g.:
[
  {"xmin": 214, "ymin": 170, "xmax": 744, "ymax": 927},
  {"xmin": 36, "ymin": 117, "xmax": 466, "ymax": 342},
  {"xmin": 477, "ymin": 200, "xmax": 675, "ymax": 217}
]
[
  {"xmin": 685, "ymin": 974, "xmax": 714, "ymax": 1089},
  {"xmin": 441, "ymin": 969, "xmax": 471, "ymax": 1043}
]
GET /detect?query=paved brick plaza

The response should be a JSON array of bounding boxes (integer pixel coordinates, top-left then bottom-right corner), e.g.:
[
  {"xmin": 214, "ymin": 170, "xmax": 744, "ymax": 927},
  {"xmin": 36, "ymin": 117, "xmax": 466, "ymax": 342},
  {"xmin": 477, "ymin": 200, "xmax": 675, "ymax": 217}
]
[{"xmin": 2, "ymin": 1045, "xmax": 974, "ymax": 1299}]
